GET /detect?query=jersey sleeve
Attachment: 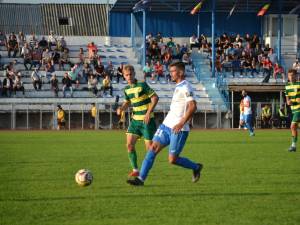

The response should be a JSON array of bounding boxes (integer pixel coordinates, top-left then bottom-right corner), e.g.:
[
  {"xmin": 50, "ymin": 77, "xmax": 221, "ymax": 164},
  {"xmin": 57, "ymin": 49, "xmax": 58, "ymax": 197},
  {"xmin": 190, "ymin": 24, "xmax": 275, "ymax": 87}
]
[
  {"xmin": 142, "ymin": 82, "xmax": 155, "ymax": 97},
  {"xmin": 123, "ymin": 88, "xmax": 130, "ymax": 102},
  {"xmin": 184, "ymin": 83, "xmax": 195, "ymax": 102}
]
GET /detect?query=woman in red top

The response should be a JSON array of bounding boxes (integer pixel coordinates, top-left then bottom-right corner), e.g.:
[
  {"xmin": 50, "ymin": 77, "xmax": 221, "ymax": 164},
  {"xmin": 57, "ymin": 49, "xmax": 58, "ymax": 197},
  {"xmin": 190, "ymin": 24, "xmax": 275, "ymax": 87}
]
[
  {"xmin": 262, "ymin": 57, "xmax": 273, "ymax": 83},
  {"xmin": 273, "ymin": 63, "xmax": 285, "ymax": 81},
  {"xmin": 153, "ymin": 61, "xmax": 164, "ymax": 81}
]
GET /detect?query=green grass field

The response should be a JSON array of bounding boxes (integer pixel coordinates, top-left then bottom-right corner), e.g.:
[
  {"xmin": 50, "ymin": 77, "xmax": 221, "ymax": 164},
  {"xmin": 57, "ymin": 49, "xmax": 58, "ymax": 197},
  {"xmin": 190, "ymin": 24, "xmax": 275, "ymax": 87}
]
[{"xmin": 0, "ymin": 130, "xmax": 300, "ymax": 225}]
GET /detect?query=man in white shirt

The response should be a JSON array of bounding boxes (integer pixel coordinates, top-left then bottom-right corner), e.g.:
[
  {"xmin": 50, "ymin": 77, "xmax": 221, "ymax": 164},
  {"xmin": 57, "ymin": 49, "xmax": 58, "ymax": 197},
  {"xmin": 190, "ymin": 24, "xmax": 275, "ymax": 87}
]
[
  {"xmin": 242, "ymin": 90, "xmax": 255, "ymax": 136},
  {"xmin": 127, "ymin": 62, "xmax": 203, "ymax": 186}
]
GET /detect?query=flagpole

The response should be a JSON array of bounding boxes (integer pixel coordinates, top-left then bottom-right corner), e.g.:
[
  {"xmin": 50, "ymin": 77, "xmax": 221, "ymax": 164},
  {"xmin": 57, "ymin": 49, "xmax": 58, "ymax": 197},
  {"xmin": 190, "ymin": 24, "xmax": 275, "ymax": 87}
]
[
  {"xmin": 197, "ymin": 12, "xmax": 200, "ymax": 37},
  {"xmin": 211, "ymin": 0, "xmax": 216, "ymax": 78},
  {"xmin": 277, "ymin": 0, "xmax": 282, "ymax": 65}
]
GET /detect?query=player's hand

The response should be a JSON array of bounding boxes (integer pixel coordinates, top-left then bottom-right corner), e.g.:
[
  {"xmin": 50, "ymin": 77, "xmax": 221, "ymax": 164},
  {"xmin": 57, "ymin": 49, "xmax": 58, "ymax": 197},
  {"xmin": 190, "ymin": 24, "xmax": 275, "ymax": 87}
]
[
  {"xmin": 116, "ymin": 107, "xmax": 122, "ymax": 115},
  {"xmin": 143, "ymin": 112, "xmax": 150, "ymax": 124},
  {"xmin": 287, "ymin": 99, "xmax": 292, "ymax": 105},
  {"xmin": 296, "ymin": 98, "xmax": 300, "ymax": 103},
  {"xmin": 172, "ymin": 122, "xmax": 184, "ymax": 134}
]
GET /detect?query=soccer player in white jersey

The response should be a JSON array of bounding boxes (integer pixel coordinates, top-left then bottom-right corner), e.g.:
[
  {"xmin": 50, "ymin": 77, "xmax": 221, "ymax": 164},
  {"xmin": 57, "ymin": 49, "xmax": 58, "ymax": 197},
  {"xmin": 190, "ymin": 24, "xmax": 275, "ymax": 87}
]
[
  {"xmin": 242, "ymin": 90, "xmax": 255, "ymax": 136},
  {"xmin": 127, "ymin": 62, "xmax": 203, "ymax": 186}
]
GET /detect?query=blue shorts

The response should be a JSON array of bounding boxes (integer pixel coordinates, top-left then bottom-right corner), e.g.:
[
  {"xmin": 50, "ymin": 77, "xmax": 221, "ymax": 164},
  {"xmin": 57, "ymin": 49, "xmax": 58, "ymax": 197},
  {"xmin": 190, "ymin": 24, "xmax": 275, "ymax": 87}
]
[{"xmin": 152, "ymin": 124, "xmax": 189, "ymax": 156}]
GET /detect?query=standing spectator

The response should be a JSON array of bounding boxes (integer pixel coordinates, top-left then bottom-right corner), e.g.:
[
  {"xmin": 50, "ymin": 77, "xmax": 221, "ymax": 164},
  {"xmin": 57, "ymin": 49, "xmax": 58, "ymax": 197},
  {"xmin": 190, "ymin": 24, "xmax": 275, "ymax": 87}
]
[
  {"xmin": 62, "ymin": 72, "xmax": 73, "ymax": 98},
  {"xmin": 21, "ymin": 43, "xmax": 32, "ymax": 70},
  {"xmin": 56, "ymin": 105, "xmax": 66, "ymax": 130},
  {"xmin": 50, "ymin": 73, "xmax": 59, "ymax": 97},
  {"xmin": 7, "ymin": 35, "xmax": 18, "ymax": 58},
  {"xmin": 2, "ymin": 73, "xmax": 13, "ymax": 97},
  {"xmin": 87, "ymin": 42, "xmax": 98, "ymax": 60},
  {"xmin": 88, "ymin": 74, "xmax": 98, "ymax": 97},
  {"xmin": 273, "ymin": 63, "xmax": 285, "ymax": 82},
  {"xmin": 262, "ymin": 57, "xmax": 273, "ymax": 83},
  {"xmin": 31, "ymin": 68, "xmax": 42, "ymax": 91},
  {"xmin": 13, "ymin": 73, "xmax": 25, "ymax": 96},
  {"xmin": 100, "ymin": 74, "xmax": 113, "ymax": 96}
]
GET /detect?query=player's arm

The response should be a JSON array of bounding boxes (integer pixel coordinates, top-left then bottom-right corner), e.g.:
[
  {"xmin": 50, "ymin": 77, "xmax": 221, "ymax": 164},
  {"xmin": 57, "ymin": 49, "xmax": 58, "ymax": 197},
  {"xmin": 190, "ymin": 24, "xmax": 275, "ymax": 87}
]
[
  {"xmin": 286, "ymin": 96, "xmax": 292, "ymax": 106},
  {"xmin": 173, "ymin": 100, "xmax": 197, "ymax": 133},
  {"xmin": 144, "ymin": 93, "xmax": 159, "ymax": 124},
  {"xmin": 117, "ymin": 101, "xmax": 130, "ymax": 115}
]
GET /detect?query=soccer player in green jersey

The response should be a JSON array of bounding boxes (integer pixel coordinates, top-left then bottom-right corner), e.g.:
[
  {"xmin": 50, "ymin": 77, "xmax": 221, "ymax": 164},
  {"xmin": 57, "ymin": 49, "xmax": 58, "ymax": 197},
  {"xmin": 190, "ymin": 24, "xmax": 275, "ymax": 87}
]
[
  {"xmin": 117, "ymin": 64, "xmax": 159, "ymax": 177},
  {"xmin": 285, "ymin": 69, "xmax": 300, "ymax": 152}
]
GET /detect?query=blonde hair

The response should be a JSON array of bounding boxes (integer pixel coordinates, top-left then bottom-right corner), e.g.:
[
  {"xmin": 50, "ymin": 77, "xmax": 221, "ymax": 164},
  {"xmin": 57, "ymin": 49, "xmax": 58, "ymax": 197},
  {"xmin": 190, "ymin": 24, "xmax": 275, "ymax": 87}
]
[{"xmin": 123, "ymin": 64, "xmax": 135, "ymax": 73}]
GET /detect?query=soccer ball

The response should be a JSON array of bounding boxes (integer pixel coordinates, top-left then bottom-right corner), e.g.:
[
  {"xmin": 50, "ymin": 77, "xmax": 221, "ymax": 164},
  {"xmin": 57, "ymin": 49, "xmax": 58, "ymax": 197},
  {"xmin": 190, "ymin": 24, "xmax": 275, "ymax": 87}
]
[{"xmin": 75, "ymin": 169, "xmax": 93, "ymax": 187}]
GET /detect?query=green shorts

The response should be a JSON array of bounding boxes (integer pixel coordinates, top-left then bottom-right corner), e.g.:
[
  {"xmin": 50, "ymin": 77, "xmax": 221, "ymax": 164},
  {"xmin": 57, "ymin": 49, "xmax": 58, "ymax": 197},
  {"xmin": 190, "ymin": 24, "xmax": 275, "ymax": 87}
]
[
  {"xmin": 126, "ymin": 118, "xmax": 156, "ymax": 141},
  {"xmin": 292, "ymin": 112, "xmax": 300, "ymax": 123}
]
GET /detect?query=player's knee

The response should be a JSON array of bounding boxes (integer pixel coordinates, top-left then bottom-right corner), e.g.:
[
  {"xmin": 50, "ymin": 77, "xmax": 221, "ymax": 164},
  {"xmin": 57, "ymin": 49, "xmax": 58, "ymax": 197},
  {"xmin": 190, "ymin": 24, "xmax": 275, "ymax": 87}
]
[
  {"xmin": 168, "ymin": 155, "xmax": 177, "ymax": 164},
  {"xmin": 291, "ymin": 123, "xmax": 297, "ymax": 130},
  {"xmin": 126, "ymin": 143, "xmax": 135, "ymax": 152}
]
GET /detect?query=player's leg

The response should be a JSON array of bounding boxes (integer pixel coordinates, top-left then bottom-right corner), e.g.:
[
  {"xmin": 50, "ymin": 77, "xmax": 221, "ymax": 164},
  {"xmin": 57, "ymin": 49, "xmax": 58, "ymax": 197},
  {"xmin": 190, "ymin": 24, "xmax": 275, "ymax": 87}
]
[
  {"xmin": 288, "ymin": 112, "xmax": 299, "ymax": 152},
  {"xmin": 168, "ymin": 131, "xmax": 203, "ymax": 182},
  {"xmin": 245, "ymin": 114, "xmax": 255, "ymax": 136}
]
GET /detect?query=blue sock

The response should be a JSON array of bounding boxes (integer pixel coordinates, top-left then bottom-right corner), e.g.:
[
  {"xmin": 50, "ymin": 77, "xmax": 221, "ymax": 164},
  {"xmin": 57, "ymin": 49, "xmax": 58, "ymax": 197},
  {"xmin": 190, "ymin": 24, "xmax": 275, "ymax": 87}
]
[
  {"xmin": 139, "ymin": 150, "xmax": 156, "ymax": 181},
  {"xmin": 174, "ymin": 157, "xmax": 198, "ymax": 170}
]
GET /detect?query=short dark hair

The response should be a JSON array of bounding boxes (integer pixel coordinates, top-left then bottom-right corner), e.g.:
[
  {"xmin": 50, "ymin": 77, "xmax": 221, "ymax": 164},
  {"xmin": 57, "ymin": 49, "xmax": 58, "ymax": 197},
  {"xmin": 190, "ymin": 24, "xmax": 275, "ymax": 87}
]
[
  {"xmin": 169, "ymin": 61, "xmax": 185, "ymax": 72},
  {"xmin": 288, "ymin": 69, "xmax": 297, "ymax": 75}
]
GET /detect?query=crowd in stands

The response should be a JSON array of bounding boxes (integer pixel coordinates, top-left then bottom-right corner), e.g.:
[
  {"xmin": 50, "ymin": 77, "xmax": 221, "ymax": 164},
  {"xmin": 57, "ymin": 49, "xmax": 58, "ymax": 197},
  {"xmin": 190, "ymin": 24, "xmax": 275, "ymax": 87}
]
[
  {"xmin": 190, "ymin": 33, "xmax": 287, "ymax": 82},
  {"xmin": 0, "ymin": 31, "xmax": 127, "ymax": 98},
  {"xmin": 143, "ymin": 32, "xmax": 191, "ymax": 82}
]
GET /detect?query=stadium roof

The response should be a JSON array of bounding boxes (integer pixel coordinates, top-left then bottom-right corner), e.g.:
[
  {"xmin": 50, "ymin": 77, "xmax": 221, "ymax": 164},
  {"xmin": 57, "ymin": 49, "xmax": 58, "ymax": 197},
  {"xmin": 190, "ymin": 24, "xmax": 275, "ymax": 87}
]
[
  {"xmin": 111, "ymin": 0, "xmax": 300, "ymax": 14},
  {"xmin": 1, "ymin": 0, "xmax": 116, "ymax": 4}
]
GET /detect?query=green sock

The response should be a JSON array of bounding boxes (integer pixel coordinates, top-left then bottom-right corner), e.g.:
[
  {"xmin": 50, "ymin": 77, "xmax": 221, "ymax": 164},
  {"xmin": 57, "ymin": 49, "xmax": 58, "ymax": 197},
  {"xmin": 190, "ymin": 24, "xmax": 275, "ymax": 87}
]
[
  {"xmin": 292, "ymin": 136, "xmax": 297, "ymax": 147},
  {"xmin": 128, "ymin": 151, "xmax": 138, "ymax": 170}
]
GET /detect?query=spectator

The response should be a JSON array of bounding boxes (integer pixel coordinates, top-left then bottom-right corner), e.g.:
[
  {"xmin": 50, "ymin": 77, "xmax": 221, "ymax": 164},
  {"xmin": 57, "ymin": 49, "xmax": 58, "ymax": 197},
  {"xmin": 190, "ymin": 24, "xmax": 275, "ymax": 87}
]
[
  {"xmin": 167, "ymin": 37, "xmax": 175, "ymax": 48},
  {"xmin": 143, "ymin": 61, "xmax": 153, "ymax": 81},
  {"xmin": 262, "ymin": 57, "xmax": 273, "ymax": 83},
  {"xmin": 13, "ymin": 73, "xmax": 25, "ymax": 96},
  {"xmin": 42, "ymin": 48, "xmax": 53, "ymax": 68},
  {"xmin": 162, "ymin": 48, "xmax": 172, "ymax": 68},
  {"xmin": 51, "ymin": 50, "xmax": 60, "ymax": 66},
  {"xmin": 50, "ymin": 73, "xmax": 59, "ymax": 97},
  {"xmin": 62, "ymin": 72, "xmax": 73, "ymax": 98},
  {"xmin": 78, "ymin": 48, "xmax": 85, "ymax": 65},
  {"xmin": 48, "ymin": 31, "xmax": 57, "ymax": 50},
  {"xmin": 153, "ymin": 60, "xmax": 164, "ymax": 81},
  {"xmin": 292, "ymin": 59, "xmax": 300, "ymax": 74},
  {"xmin": 87, "ymin": 42, "xmax": 98, "ymax": 60},
  {"xmin": 190, "ymin": 34, "xmax": 200, "ymax": 50},
  {"xmin": 94, "ymin": 62, "xmax": 105, "ymax": 81},
  {"xmin": 231, "ymin": 57, "xmax": 241, "ymax": 77},
  {"xmin": 261, "ymin": 104, "xmax": 272, "ymax": 128},
  {"xmin": 28, "ymin": 32, "xmax": 38, "ymax": 49},
  {"xmin": 221, "ymin": 55, "xmax": 232, "ymax": 72},
  {"xmin": 116, "ymin": 63, "xmax": 124, "ymax": 83},
  {"xmin": 268, "ymin": 48, "xmax": 277, "ymax": 65},
  {"xmin": 105, "ymin": 61, "xmax": 115, "ymax": 81},
  {"xmin": 45, "ymin": 61, "xmax": 55, "ymax": 82},
  {"xmin": 6, "ymin": 60, "xmax": 18, "ymax": 78},
  {"xmin": 88, "ymin": 74, "xmax": 98, "ymax": 97},
  {"xmin": 2, "ymin": 73, "xmax": 13, "ymax": 97},
  {"xmin": 56, "ymin": 36, "xmax": 67, "ymax": 52},
  {"xmin": 17, "ymin": 31, "xmax": 26, "ymax": 56},
  {"xmin": 90, "ymin": 103, "xmax": 97, "ymax": 129},
  {"xmin": 100, "ymin": 74, "xmax": 113, "ymax": 96},
  {"xmin": 59, "ymin": 48, "xmax": 71, "ymax": 70},
  {"xmin": 31, "ymin": 44, "xmax": 42, "ymax": 70},
  {"xmin": 7, "ymin": 35, "xmax": 18, "ymax": 58},
  {"xmin": 273, "ymin": 63, "xmax": 285, "ymax": 82},
  {"xmin": 0, "ymin": 31, "xmax": 7, "ymax": 47},
  {"xmin": 21, "ymin": 43, "xmax": 32, "ymax": 70},
  {"xmin": 31, "ymin": 68, "xmax": 42, "ymax": 91},
  {"xmin": 38, "ymin": 36, "xmax": 48, "ymax": 50},
  {"xmin": 82, "ymin": 63, "xmax": 92, "ymax": 83},
  {"xmin": 68, "ymin": 65, "xmax": 80, "ymax": 88},
  {"xmin": 56, "ymin": 105, "xmax": 66, "ymax": 130},
  {"xmin": 251, "ymin": 58, "xmax": 259, "ymax": 77}
]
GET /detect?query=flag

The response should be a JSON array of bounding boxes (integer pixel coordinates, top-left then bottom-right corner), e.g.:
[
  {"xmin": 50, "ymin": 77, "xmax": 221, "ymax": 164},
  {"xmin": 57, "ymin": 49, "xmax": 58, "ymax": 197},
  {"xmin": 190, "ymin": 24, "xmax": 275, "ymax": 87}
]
[
  {"xmin": 257, "ymin": 3, "xmax": 270, "ymax": 16},
  {"xmin": 289, "ymin": 4, "xmax": 300, "ymax": 14},
  {"xmin": 190, "ymin": 1, "xmax": 204, "ymax": 15},
  {"xmin": 227, "ymin": 3, "xmax": 236, "ymax": 19}
]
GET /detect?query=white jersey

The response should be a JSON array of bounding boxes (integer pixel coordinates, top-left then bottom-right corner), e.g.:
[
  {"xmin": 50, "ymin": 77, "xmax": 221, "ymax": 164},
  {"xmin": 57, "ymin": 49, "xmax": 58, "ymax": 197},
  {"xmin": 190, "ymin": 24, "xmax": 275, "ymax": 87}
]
[
  {"xmin": 243, "ymin": 95, "xmax": 252, "ymax": 115},
  {"xmin": 163, "ymin": 80, "xmax": 195, "ymax": 131}
]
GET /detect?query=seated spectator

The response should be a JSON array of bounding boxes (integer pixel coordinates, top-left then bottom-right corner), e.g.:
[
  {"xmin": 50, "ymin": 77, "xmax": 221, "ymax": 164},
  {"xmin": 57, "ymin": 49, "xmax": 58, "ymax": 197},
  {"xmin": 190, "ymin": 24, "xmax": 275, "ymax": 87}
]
[
  {"xmin": 262, "ymin": 57, "xmax": 273, "ymax": 83},
  {"xmin": 68, "ymin": 65, "xmax": 80, "ymax": 88},
  {"xmin": 149, "ymin": 42, "xmax": 160, "ymax": 62},
  {"xmin": 94, "ymin": 62, "xmax": 105, "ymax": 81},
  {"xmin": 42, "ymin": 48, "xmax": 53, "ymax": 68},
  {"xmin": 56, "ymin": 36, "xmax": 67, "ymax": 52},
  {"xmin": 62, "ymin": 72, "xmax": 73, "ymax": 98},
  {"xmin": 221, "ymin": 55, "xmax": 232, "ymax": 72},
  {"xmin": 273, "ymin": 63, "xmax": 285, "ymax": 82},
  {"xmin": 143, "ymin": 61, "xmax": 153, "ymax": 81},
  {"xmin": 51, "ymin": 50, "xmax": 60, "ymax": 65},
  {"xmin": 2, "ymin": 73, "xmax": 13, "ymax": 97},
  {"xmin": 38, "ymin": 37, "xmax": 48, "ymax": 50},
  {"xmin": 292, "ymin": 59, "xmax": 300, "ymax": 74},
  {"xmin": 31, "ymin": 44, "xmax": 42, "ymax": 70},
  {"xmin": 29, "ymin": 32, "xmax": 38, "ymax": 49},
  {"xmin": 0, "ymin": 31, "xmax": 7, "ymax": 47},
  {"xmin": 45, "ymin": 61, "xmax": 55, "ymax": 81},
  {"xmin": 231, "ymin": 57, "xmax": 242, "ymax": 77},
  {"xmin": 78, "ymin": 48, "xmax": 85, "ymax": 65},
  {"xmin": 155, "ymin": 32, "xmax": 162, "ymax": 43},
  {"xmin": 116, "ymin": 63, "xmax": 124, "ymax": 83},
  {"xmin": 105, "ymin": 61, "xmax": 115, "ymax": 81},
  {"xmin": 50, "ymin": 73, "xmax": 59, "ymax": 97},
  {"xmin": 182, "ymin": 53, "xmax": 191, "ymax": 65},
  {"xmin": 48, "ymin": 31, "xmax": 57, "ymax": 50},
  {"xmin": 163, "ymin": 49, "xmax": 172, "ymax": 68},
  {"xmin": 6, "ymin": 60, "xmax": 18, "ymax": 79},
  {"xmin": 261, "ymin": 104, "xmax": 272, "ymax": 128},
  {"xmin": 190, "ymin": 34, "xmax": 200, "ymax": 50},
  {"xmin": 21, "ymin": 43, "xmax": 32, "ymax": 70},
  {"xmin": 13, "ymin": 73, "xmax": 25, "ymax": 96},
  {"xmin": 242, "ymin": 57, "xmax": 252, "ymax": 76},
  {"xmin": 56, "ymin": 105, "xmax": 66, "ymax": 130},
  {"xmin": 82, "ymin": 63, "xmax": 92, "ymax": 83},
  {"xmin": 100, "ymin": 74, "xmax": 113, "ymax": 96},
  {"xmin": 153, "ymin": 60, "xmax": 164, "ymax": 81},
  {"xmin": 59, "ymin": 48, "xmax": 71, "ymax": 70},
  {"xmin": 88, "ymin": 74, "xmax": 98, "ymax": 97},
  {"xmin": 17, "ymin": 31, "xmax": 26, "ymax": 56},
  {"xmin": 31, "ymin": 68, "xmax": 42, "ymax": 91},
  {"xmin": 7, "ymin": 35, "xmax": 18, "ymax": 58},
  {"xmin": 167, "ymin": 37, "xmax": 175, "ymax": 48}
]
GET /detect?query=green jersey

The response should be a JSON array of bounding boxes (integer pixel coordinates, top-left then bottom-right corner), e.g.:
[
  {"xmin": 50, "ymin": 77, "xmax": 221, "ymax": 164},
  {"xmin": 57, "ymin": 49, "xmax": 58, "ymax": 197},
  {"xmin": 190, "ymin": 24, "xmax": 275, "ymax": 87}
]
[
  {"xmin": 285, "ymin": 82, "xmax": 300, "ymax": 113},
  {"xmin": 124, "ymin": 81, "xmax": 155, "ymax": 121}
]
